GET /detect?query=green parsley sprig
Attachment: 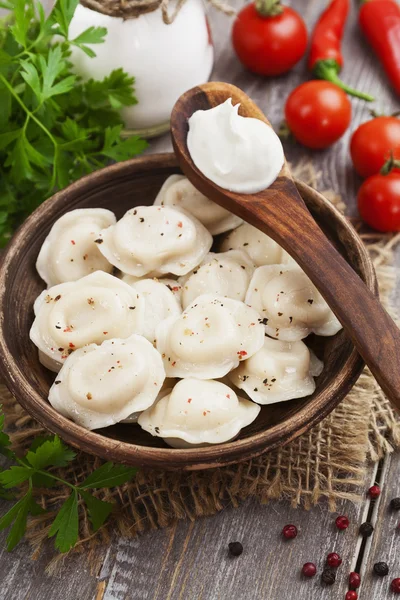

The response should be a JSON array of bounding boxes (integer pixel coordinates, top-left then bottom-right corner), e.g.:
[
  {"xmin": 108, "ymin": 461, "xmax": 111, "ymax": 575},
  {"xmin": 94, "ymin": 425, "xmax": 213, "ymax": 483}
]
[
  {"xmin": 0, "ymin": 408, "xmax": 137, "ymax": 552},
  {"xmin": 0, "ymin": 0, "xmax": 147, "ymax": 246}
]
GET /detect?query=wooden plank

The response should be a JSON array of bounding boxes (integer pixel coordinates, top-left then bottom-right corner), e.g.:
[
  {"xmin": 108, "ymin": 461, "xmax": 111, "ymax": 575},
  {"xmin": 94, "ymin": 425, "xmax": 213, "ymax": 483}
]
[
  {"xmin": 359, "ymin": 452, "xmax": 400, "ymax": 598},
  {"xmin": 101, "ymin": 495, "xmax": 367, "ymax": 600},
  {"xmin": 0, "ymin": 528, "xmax": 105, "ymax": 600}
]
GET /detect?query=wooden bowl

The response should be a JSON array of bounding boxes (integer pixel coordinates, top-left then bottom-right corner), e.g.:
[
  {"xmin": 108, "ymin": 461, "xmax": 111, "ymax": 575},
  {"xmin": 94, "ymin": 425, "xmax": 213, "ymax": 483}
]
[{"xmin": 0, "ymin": 154, "xmax": 377, "ymax": 471}]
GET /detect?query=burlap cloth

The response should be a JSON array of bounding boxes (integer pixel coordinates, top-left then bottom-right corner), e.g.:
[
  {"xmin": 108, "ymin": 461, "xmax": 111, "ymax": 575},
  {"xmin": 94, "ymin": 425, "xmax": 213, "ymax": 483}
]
[{"xmin": 1, "ymin": 162, "xmax": 400, "ymax": 569}]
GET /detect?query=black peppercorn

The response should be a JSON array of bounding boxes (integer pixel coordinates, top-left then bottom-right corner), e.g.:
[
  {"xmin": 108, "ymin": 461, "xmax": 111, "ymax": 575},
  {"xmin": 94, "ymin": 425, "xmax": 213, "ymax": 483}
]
[
  {"xmin": 390, "ymin": 497, "xmax": 400, "ymax": 510},
  {"xmin": 374, "ymin": 562, "xmax": 389, "ymax": 577},
  {"xmin": 321, "ymin": 568, "xmax": 336, "ymax": 585},
  {"xmin": 228, "ymin": 542, "xmax": 243, "ymax": 557},
  {"xmin": 359, "ymin": 521, "xmax": 374, "ymax": 537}
]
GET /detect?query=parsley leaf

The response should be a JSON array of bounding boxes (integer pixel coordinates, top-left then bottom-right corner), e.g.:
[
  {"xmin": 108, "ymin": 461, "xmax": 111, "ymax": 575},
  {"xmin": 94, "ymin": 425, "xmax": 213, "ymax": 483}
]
[
  {"xmin": 38, "ymin": 47, "xmax": 76, "ymax": 101},
  {"xmin": 0, "ymin": 410, "xmax": 14, "ymax": 459},
  {"xmin": 101, "ymin": 126, "xmax": 148, "ymax": 162},
  {"xmin": 48, "ymin": 490, "xmax": 79, "ymax": 553},
  {"xmin": 19, "ymin": 60, "xmax": 42, "ymax": 98},
  {"xmin": 0, "ymin": 466, "xmax": 35, "ymax": 488},
  {"xmin": 49, "ymin": 0, "xmax": 80, "ymax": 39},
  {"xmin": 0, "ymin": 406, "xmax": 137, "ymax": 553},
  {"xmin": 9, "ymin": 0, "xmax": 31, "ymax": 48},
  {"xmin": 84, "ymin": 69, "xmax": 137, "ymax": 110},
  {"xmin": 0, "ymin": 487, "xmax": 14, "ymax": 501},
  {"xmin": 0, "ymin": 129, "xmax": 22, "ymax": 151},
  {"xmin": 80, "ymin": 491, "xmax": 114, "ymax": 532},
  {"xmin": 25, "ymin": 435, "xmax": 76, "ymax": 470},
  {"xmin": 72, "ymin": 26, "xmax": 107, "ymax": 58},
  {"xmin": 0, "ymin": 491, "xmax": 44, "ymax": 551},
  {"xmin": 81, "ymin": 462, "xmax": 137, "ymax": 489}
]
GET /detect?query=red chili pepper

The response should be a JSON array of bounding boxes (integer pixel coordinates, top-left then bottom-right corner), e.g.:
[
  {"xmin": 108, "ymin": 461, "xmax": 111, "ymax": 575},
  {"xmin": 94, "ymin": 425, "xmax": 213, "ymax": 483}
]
[
  {"xmin": 309, "ymin": 0, "xmax": 374, "ymax": 101},
  {"xmin": 359, "ymin": 0, "xmax": 400, "ymax": 96}
]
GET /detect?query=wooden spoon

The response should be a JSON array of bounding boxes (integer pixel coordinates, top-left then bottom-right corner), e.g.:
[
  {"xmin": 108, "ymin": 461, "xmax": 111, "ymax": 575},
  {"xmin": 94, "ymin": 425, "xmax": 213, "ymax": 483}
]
[{"xmin": 171, "ymin": 81, "xmax": 400, "ymax": 412}]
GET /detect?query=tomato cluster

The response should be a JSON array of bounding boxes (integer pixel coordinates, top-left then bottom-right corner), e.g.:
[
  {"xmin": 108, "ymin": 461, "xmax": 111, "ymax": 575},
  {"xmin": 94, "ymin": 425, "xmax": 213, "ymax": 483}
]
[
  {"xmin": 351, "ymin": 117, "xmax": 400, "ymax": 232},
  {"xmin": 231, "ymin": 1, "xmax": 400, "ymax": 232}
]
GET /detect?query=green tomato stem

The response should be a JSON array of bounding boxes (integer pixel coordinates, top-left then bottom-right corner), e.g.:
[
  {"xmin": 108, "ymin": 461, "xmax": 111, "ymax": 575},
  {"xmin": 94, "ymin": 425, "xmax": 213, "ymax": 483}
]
[
  {"xmin": 313, "ymin": 59, "xmax": 375, "ymax": 102},
  {"xmin": 380, "ymin": 151, "xmax": 400, "ymax": 175},
  {"xmin": 254, "ymin": 0, "xmax": 283, "ymax": 17}
]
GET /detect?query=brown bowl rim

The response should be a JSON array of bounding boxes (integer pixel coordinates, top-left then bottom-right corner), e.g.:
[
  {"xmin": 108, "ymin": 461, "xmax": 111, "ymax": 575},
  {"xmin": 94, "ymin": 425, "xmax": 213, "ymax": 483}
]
[{"xmin": 0, "ymin": 153, "xmax": 377, "ymax": 470}]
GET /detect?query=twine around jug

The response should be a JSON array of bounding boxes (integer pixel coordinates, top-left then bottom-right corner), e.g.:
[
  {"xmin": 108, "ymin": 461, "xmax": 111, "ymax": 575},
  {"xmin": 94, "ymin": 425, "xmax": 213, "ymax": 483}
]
[{"xmin": 80, "ymin": 0, "xmax": 236, "ymax": 24}]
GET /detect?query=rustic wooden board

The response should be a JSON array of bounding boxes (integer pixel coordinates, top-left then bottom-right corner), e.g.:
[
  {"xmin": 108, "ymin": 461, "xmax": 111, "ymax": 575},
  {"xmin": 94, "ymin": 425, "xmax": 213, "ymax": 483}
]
[
  {"xmin": 360, "ymin": 452, "xmax": 400, "ymax": 598},
  {"xmin": 0, "ymin": 533, "xmax": 104, "ymax": 600},
  {"xmin": 99, "ymin": 497, "xmax": 368, "ymax": 600},
  {"xmin": 1, "ymin": 0, "xmax": 400, "ymax": 598}
]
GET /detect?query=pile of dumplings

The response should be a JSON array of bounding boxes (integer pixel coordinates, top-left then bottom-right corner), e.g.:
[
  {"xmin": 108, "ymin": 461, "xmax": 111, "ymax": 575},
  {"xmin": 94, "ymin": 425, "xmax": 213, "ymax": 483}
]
[{"xmin": 30, "ymin": 174, "xmax": 343, "ymax": 448}]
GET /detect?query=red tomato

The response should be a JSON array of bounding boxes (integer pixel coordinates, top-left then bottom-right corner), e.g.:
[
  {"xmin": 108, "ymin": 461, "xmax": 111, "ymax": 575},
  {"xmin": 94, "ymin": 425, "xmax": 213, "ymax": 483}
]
[
  {"xmin": 284, "ymin": 81, "xmax": 351, "ymax": 149},
  {"xmin": 350, "ymin": 116, "xmax": 400, "ymax": 178},
  {"xmin": 358, "ymin": 172, "xmax": 400, "ymax": 232},
  {"xmin": 232, "ymin": 4, "xmax": 308, "ymax": 76}
]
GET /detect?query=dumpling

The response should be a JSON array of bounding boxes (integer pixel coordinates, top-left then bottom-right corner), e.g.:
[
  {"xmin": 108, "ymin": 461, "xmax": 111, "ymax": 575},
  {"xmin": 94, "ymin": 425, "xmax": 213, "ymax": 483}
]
[
  {"xmin": 122, "ymin": 378, "xmax": 177, "ymax": 424},
  {"xmin": 156, "ymin": 294, "xmax": 265, "ymax": 379},
  {"xmin": 138, "ymin": 378, "xmax": 260, "ymax": 448},
  {"xmin": 30, "ymin": 271, "xmax": 145, "ymax": 372},
  {"xmin": 48, "ymin": 335, "xmax": 165, "ymax": 430},
  {"xmin": 36, "ymin": 208, "xmax": 116, "ymax": 286},
  {"xmin": 178, "ymin": 250, "xmax": 255, "ymax": 309},
  {"xmin": 119, "ymin": 274, "xmax": 143, "ymax": 285},
  {"xmin": 124, "ymin": 278, "xmax": 182, "ymax": 343},
  {"xmin": 159, "ymin": 279, "xmax": 183, "ymax": 304},
  {"xmin": 96, "ymin": 205, "xmax": 212, "ymax": 277},
  {"xmin": 220, "ymin": 222, "xmax": 291, "ymax": 266},
  {"xmin": 246, "ymin": 266, "xmax": 343, "ymax": 341},
  {"xmin": 228, "ymin": 336, "xmax": 323, "ymax": 405},
  {"xmin": 154, "ymin": 174, "xmax": 243, "ymax": 235},
  {"xmin": 122, "ymin": 275, "xmax": 183, "ymax": 305}
]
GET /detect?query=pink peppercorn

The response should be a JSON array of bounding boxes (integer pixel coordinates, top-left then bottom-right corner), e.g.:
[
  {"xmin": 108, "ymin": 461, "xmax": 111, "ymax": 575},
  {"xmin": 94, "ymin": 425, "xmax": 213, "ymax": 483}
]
[
  {"xmin": 346, "ymin": 592, "xmax": 358, "ymax": 600},
  {"xmin": 282, "ymin": 524, "xmax": 298, "ymax": 539},
  {"xmin": 349, "ymin": 572, "xmax": 361, "ymax": 589},
  {"xmin": 302, "ymin": 562, "xmax": 317, "ymax": 577},
  {"xmin": 369, "ymin": 485, "xmax": 381, "ymax": 499},
  {"xmin": 336, "ymin": 515, "xmax": 350, "ymax": 530},
  {"xmin": 327, "ymin": 552, "xmax": 342, "ymax": 568},
  {"xmin": 392, "ymin": 579, "xmax": 400, "ymax": 593}
]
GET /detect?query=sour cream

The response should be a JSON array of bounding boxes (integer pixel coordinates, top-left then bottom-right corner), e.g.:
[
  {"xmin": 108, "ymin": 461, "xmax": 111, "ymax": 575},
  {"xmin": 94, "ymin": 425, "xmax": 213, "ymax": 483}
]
[{"xmin": 187, "ymin": 98, "xmax": 284, "ymax": 194}]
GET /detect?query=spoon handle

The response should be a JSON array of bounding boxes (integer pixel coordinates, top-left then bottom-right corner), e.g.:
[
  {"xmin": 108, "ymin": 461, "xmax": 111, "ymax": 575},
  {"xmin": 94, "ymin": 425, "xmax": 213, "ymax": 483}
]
[{"xmin": 240, "ymin": 194, "xmax": 400, "ymax": 411}]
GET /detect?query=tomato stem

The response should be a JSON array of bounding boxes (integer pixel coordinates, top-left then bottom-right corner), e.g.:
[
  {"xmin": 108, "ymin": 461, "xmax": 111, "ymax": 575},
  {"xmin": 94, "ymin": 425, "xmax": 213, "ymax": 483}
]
[
  {"xmin": 254, "ymin": 0, "xmax": 283, "ymax": 17},
  {"xmin": 369, "ymin": 109, "xmax": 400, "ymax": 118},
  {"xmin": 380, "ymin": 151, "xmax": 400, "ymax": 175},
  {"xmin": 277, "ymin": 120, "xmax": 292, "ymax": 140},
  {"xmin": 313, "ymin": 59, "xmax": 375, "ymax": 101},
  {"xmin": 370, "ymin": 109, "xmax": 386, "ymax": 118}
]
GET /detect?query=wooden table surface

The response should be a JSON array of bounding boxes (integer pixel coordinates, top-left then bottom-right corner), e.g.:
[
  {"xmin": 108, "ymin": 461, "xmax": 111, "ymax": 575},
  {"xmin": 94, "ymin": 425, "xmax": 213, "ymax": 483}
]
[{"xmin": 1, "ymin": 0, "xmax": 400, "ymax": 598}]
